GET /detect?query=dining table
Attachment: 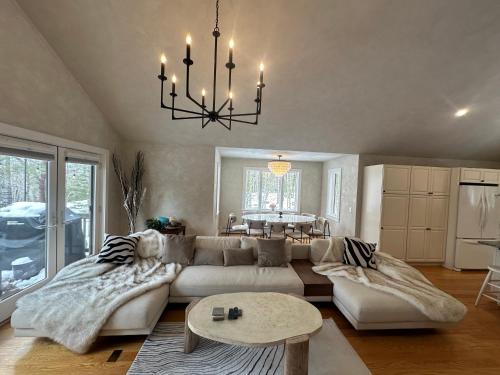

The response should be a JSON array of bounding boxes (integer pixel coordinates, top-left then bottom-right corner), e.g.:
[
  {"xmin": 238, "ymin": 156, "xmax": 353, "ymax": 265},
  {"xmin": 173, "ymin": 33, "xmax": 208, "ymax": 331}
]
[{"xmin": 241, "ymin": 213, "xmax": 316, "ymax": 224}]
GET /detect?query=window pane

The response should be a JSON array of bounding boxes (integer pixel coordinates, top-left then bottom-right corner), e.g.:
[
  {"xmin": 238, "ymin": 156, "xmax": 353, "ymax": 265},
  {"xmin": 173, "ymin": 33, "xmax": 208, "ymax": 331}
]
[
  {"xmin": 0, "ymin": 155, "xmax": 48, "ymax": 301},
  {"xmin": 260, "ymin": 171, "xmax": 281, "ymax": 210},
  {"xmin": 244, "ymin": 169, "xmax": 260, "ymax": 210},
  {"xmin": 282, "ymin": 171, "xmax": 299, "ymax": 211},
  {"xmin": 65, "ymin": 162, "xmax": 94, "ymax": 266}
]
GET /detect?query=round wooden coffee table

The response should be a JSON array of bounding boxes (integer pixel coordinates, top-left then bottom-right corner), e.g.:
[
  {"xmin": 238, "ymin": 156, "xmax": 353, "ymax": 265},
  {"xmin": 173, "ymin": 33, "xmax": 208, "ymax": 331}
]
[{"xmin": 184, "ymin": 292, "xmax": 323, "ymax": 375}]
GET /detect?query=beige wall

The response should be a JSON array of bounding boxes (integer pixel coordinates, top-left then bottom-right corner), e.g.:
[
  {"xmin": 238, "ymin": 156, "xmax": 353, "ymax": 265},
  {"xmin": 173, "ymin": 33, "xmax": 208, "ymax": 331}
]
[
  {"xmin": 320, "ymin": 154, "xmax": 359, "ymax": 237},
  {"xmin": 219, "ymin": 157, "xmax": 323, "ymax": 229},
  {"xmin": 0, "ymin": 0, "xmax": 124, "ymax": 234},
  {"xmin": 122, "ymin": 141, "xmax": 216, "ymax": 236}
]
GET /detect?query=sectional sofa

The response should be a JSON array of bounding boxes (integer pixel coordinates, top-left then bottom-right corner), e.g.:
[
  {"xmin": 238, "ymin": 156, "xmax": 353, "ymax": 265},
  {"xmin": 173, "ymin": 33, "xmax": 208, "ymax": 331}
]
[{"xmin": 11, "ymin": 236, "xmax": 454, "ymax": 337}]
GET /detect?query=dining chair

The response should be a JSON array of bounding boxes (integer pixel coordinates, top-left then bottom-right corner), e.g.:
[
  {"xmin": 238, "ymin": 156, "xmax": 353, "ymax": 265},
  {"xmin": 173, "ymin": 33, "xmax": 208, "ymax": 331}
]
[
  {"xmin": 310, "ymin": 217, "xmax": 331, "ymax": 239},
  {"xmin": 287, "ymin": 223, "xmax": 313, "ymax": 243},
  {"xmin": 223, "ymin": 213, "xmax": 248, "ymax": 236},
  {"xmin": 475, "ymin": 265, "xmax": 500, "ymax": 306},
  {"xmin": 268, "ymin": 222, "xmax": 289, "ymax": 239},
  {"xmin": 245, "ymin": 219, "xmax": 267, "ymax": 238}
]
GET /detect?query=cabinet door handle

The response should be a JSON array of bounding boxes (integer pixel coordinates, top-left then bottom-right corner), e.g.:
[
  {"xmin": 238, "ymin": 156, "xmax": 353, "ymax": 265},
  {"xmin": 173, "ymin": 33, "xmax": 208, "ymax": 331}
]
[
  {"xmin": 426, "ymin": 227, "xmax": 431, "ymax": 231},
  {"xmin": 381, "ymin": 227, "xmax": 384, "ymax": 230},
  {"xmin": 428, "ymin": 192, "xmax": 433, "ymax": 195}
]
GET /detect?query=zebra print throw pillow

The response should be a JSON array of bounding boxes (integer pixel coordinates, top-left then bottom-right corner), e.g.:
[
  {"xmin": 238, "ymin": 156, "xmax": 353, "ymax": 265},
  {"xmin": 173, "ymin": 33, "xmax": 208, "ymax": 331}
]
[
  {"xmin": 342, "ymin": 237, "xmax": 377, "ymax": 270},
  {"xmin": 96, "ymin": 234, "xmax": 138, "ymax": 265}
]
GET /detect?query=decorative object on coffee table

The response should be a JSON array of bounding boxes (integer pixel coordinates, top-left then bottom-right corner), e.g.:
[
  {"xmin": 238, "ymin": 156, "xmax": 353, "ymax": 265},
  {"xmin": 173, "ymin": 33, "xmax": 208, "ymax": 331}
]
[
  {"xmin": 112, "ymin": 151, "xmax": 146, "ymax": 233},
  {"xmin": 185, "ymin": 292, "xmax": 322, "ymax": 375}
]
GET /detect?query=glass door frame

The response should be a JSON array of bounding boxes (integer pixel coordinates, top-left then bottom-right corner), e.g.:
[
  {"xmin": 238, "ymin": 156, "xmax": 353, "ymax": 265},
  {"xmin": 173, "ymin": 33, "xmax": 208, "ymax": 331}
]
[
  {"xmin": 0, "ymin": 121, "xmax": 110, "ymax": 322},
  {"xmin": 56, "ymin": 148, "xmax": 104, "ymax": 271},
  {"xmin": 0, "ymin": 135, "xmax": 58, "ymax": 322}
]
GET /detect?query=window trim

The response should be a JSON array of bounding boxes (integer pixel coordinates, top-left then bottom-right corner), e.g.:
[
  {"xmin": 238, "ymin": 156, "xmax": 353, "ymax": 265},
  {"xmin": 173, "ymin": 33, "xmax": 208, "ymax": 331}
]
[
  {"xmin": 326, "ymin": 167, "xmax": 341, "ymax": 222},
  {"xmin": 242, "ymin": 167, "xmax": 302, "ymax": 213}
]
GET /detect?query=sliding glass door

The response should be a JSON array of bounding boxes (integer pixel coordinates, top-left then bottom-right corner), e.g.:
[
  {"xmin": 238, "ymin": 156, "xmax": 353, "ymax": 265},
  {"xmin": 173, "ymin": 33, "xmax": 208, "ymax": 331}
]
[
  {"xmin": 0, "ymin": 138, "xmax": 104, "ymax": 322},
  {"xmin": 0, "ymin": 137, "xmax": 57, "ymax": 321}
]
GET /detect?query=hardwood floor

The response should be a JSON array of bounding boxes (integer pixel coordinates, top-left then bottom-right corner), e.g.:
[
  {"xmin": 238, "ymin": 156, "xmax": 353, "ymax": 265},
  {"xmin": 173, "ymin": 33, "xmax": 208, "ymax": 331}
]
[{"xmin": 1, "ymin": 266, "xmax": 499, "ymax": 374}]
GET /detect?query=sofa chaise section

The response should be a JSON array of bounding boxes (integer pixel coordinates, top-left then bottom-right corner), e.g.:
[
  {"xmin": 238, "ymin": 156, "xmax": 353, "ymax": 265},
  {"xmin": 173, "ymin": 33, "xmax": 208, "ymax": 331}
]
[
  {"xmin": 311, "ymin": 238, "xmax": 459, "ymax": 330},
  {"xmin": 12, "ymin": 283, "xmax": 170, "ymax": 337}
]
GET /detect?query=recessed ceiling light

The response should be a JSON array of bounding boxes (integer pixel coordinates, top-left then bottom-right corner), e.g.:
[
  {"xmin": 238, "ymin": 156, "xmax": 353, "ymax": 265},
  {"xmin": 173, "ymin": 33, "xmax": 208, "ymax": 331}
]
[{"xmin": 454, "ymin": 108, "xmax": 469, "ymax": 117}]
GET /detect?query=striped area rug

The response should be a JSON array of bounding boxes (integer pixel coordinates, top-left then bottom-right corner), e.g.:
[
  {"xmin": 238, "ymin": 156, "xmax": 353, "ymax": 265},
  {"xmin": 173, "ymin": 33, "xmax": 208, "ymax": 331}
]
[{"xmin": 128, "ymin": 319, "xmax": 370, "ymax": 375}]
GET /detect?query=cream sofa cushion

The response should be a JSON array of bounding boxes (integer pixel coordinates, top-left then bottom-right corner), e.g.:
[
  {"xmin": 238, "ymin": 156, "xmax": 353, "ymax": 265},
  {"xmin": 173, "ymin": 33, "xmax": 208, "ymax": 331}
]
[
  {"xmin": 332, "ymin": 276, "xmax": 429, "ymax": 323},
  {"xmin": 241, "ymin": 236, "xmax": 292, "ymax": 262},
  {"xmin": 195, "ymin": 236, "xmax": 241, "ymax": 250},
  {"xmin": 170, "ymin": 264, "xmax": 304, "ymax": 297},
  {"xmin": 11, "ymin": 284, "xmax": 170, "ymax": 331},
  {"xmin": 310, "ymin": 237, "xmax": 345, "ymax": 263}
]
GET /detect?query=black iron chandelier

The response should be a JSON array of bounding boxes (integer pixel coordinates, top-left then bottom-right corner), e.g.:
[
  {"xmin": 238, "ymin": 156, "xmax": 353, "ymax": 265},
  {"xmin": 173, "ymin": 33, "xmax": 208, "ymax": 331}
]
[{"xmin": 157, "ymin": 0, "xmax": 266, "ymax": 130}]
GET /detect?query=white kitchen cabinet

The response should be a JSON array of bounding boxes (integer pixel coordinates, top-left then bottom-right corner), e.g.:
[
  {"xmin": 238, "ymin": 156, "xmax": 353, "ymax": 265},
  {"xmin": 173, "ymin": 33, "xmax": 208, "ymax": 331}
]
[
  {"xmin": 381, "ymin": 194, "xmax": 409, "ymax": 228},
  {"xmin": 410, "ymin": 166, "xmax": 431, "ymax": 195},
  {"xmin": 410, "ymin": 166, "xmax": 450, "ymax": 195},
  {"xmin": 460, "ymin": 168, "xmax": 499, "ymax": 184},
  {"xmin": 380, "ymin": 228, "xmax": 408, "ymax": 259},
  {"xmin": 383, "ymin": 165, "xmax": 411, "ymax": 194},
  {"xmin": 431, "ymin": 168, "xmax": 451, "ymax": 195},
  {"xmin": 361, "ymin": 164, "xmax": 451, "ymax": 262},
  {"xmin": 407, "ymin": 229, "xmax": 446, "ymax": 261}
]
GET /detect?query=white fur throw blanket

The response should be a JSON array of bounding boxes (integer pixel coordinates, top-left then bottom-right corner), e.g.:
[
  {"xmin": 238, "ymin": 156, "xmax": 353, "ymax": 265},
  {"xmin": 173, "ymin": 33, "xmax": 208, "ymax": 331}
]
[
  {"xmin": 16, "ymin": 253, "xmax": 180, "ymax": 353},
  {"xmin": 313, "ymin": 251, "xmax": 467, "ymax": 322}
]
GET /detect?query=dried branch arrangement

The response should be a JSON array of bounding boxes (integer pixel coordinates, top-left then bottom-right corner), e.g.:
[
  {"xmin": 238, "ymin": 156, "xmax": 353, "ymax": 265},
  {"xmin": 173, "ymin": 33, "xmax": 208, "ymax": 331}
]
[{"xmin": 112, "ymin": 151, "xmax": 146, "ymax": 234}]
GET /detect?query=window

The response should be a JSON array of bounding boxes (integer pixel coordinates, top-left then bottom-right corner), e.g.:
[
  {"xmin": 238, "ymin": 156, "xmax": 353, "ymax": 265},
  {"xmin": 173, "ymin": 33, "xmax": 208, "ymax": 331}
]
[
  {"xmin": 326, "ymin": 168, "xmax": 341, "ymax": 222},
  {"xmin": 243, "ymin": 168, "xmax": 301, "ymax": 212}
]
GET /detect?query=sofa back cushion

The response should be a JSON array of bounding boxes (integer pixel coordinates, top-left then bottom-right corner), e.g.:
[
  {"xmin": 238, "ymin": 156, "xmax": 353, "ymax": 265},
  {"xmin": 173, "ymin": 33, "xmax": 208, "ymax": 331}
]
[
  {"xmin": 195, "ymin": 236, "xmax": 241, "ymax": 251},
  {"xmin": 162, "ymin": 235, "xmax": 196, "ymax": 265},
  {"xmin": 223, "ymin": 247, "xmax": 254, "ymax": 266},
  {"xmin": 310, "ymin": 237, "xmax": 345, "ymax": 263},
  {"xmin": 241, "ymin": 236, "xmax": 292, "ymax": 262},
  {"xmin": 256, "ymin": 238, "xmax": 288, "ymax": 267},
  {"xmin": 193, "ymin": 247, "xmax": 224, "ymax": 266}
]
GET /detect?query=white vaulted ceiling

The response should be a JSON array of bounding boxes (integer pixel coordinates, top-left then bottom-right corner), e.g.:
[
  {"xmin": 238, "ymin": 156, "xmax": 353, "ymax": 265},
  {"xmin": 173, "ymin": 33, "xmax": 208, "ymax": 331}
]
[{"xmin": 15, "ymin": 0, "xmax": 500, "ymax": 160}]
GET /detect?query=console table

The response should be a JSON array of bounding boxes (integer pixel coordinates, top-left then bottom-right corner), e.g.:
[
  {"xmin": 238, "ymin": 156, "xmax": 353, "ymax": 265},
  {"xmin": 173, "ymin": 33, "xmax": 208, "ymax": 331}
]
[{"xmin": 160, "ymin": 225, "xmax": 186, "ymax": 235}]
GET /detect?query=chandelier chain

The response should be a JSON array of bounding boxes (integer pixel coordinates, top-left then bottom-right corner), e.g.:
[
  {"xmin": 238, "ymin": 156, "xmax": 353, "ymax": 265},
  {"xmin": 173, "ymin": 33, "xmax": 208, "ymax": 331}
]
[{"xmin": 214, "ymin": 0, "xmax": 220, "ymax": 31}]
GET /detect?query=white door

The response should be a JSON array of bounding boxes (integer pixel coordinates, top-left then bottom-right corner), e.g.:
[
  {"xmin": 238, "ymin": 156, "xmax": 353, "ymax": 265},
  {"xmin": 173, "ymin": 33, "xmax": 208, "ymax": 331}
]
[
  {"xmin": 406, "ymin": 228, "xmax": 426, "ymax": 260},
  {"xmin": 460, "ymin": 169, "xmax": 482, "ymax": 183},
  {"xmin": 428, "ymin": 196, "xmax": 449, "ymax": 230},
  {"xmin": 408, "ymin": 195, "xmax": 429, "ymax": 228},
  {"xmin": 381, "ymin": 195, "xmax": 409, "ymax": 227},
  {"xmin": 482, "ymin": 170, "xmax": 499, "ymax": 184},
  {"xmin": 431, "ymin": 168, "xmax": 451, "ymax": 195},
  {"xmin": 410, "ymin": 167, "xmax": 430, "ymax": 195},
  {"xmin": 383, "ymin": 166, "xmax": 411, "ymax": 194},
  {"xmin": 456, "ymin": 185, "xmax": 483, "ymax": 238},
  {"xmin": 455, "ymin": 240, "xmax": 494, "ymax": 269},
  {"xmin": 0, "ymin": 137, "xmax": 57, "ymax": 322},
  {"xmin": 426, "ymin": 230, "xmax": 446, "ymax": 261},
  {"xmin": 380, "ymin": 228, "xmax": 407, "ymax": 259}
]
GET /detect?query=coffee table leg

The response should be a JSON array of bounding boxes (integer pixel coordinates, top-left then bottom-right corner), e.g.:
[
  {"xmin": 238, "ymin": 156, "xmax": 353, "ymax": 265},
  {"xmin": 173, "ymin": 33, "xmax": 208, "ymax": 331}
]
[
  {"xmin": 184, "ymin": 298, "xmax": 201, "ymax": 354},
  {"xmin": 284, "ymin": 335, "xmax": 309, "ymax": 375}
]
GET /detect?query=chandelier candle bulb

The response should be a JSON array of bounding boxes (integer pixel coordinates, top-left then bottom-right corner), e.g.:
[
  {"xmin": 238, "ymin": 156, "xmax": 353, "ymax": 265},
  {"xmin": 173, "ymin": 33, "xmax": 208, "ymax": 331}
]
[
  {"xmin": 171, "ymin": 74, "xmax": 177, "ymax": 93},
  {"xmin": 160, "ymin": 54, "xmax": 167, "ymax": 76},
  {"xmin": 186, "ymin": 34, "xmax": 192, "ymax": 60},
  {"xmin": 259, "ymin": 63, "xmax": 264, "ymax": 85},
  {"xmin": 229, "ymin": 39, "xmax": 234, "ymax": 64}
]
